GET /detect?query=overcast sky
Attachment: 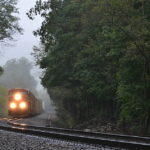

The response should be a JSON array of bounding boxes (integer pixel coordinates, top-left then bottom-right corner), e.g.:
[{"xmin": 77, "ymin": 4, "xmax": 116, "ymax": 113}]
[
  {"xmin": 0, "ymin": 0, "xmax": 45, "ymax": 90},
  {"xmin": 0, "ymin": 0, "xmax": 42, "ymax": 65}
]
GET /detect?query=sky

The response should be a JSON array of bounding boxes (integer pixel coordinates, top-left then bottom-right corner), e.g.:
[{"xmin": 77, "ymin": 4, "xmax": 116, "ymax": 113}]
[
  {"xmin": 0, "ymin": 0, "xmax": 44, "ymax": 89},
  {"xmin": 0, "ymin": 0, "xmax": 42, "ymax": 65},
  {"xmin": 0, "ymin": 0, "xmax": 55, "ymax": 112}
]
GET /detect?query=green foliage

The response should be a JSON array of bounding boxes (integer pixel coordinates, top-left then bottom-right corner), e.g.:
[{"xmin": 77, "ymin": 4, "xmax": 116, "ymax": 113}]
[
  {"xmin": 0, "ymin": 86, "xmax": 7, "ymax": 116},
  {"xmin": 29, "ymin": 0, "xmax": 150, "ymax": 135},
  {"xmin": 0, "ymin": 0, "xmax": 22, "ymax": 43}
]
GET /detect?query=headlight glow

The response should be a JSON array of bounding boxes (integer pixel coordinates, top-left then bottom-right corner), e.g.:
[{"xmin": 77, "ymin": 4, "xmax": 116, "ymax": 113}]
[
  {"xmin": 10, "ymin": 102, "xmax": 16, "ymax": 109},
  {"xmin": 19, "ymin": 102, "xmax": 27, "ymax": 109},
  {"xmin": 14, "ymin": 93, "xmax": 22, "ymax": 101}
]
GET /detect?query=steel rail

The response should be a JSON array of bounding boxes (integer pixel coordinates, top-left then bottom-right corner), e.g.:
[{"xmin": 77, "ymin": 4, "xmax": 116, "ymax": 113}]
[
  {"xmin": 4, "ymin": 121, "xmax": 150, "ymax": 150},
  {"xmin": 0, "ymin": 124, "xmax": 150, "ymax": 150},
  {"xmin": 8, "ymin": 121, "xmax": 150, "ymax": 142}
]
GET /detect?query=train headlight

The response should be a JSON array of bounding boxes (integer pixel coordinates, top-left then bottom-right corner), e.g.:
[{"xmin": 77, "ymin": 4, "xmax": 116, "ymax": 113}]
[
  {"xmin": 14, "ymin": 93, "xmax": 22, "ymax": 101},
  {"xmin": 10, "ymin": 102, "xmax": 17, "ymax": 109},
  {"xmin": 19, "ymin": 102, "xmax": 27, "ymax": 109}
]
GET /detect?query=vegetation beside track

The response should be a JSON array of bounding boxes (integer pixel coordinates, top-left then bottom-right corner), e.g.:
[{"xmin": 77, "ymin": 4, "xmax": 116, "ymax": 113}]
[
  {"xmin": 0, "ymin": 86, "xmax": 7, "ymax": 116},
  {"xmin": 28, "ymin": 0, "xmax": 150, "ymax": 136}
]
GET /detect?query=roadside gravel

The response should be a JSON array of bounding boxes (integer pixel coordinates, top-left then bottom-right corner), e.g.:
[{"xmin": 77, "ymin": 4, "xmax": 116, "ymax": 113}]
[{"xmin": 0, "ymin": 130, "xmax": 109, "ymax": 150}]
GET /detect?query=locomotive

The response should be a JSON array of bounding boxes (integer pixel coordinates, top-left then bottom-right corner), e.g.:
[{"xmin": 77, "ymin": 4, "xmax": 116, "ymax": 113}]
[{"xmin": 8, "ymin": 88, "xmax": 43, "ymax": 117}]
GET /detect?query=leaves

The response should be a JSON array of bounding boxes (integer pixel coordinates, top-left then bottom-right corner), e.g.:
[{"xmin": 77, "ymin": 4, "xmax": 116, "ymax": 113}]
[
  {"xmin": 0, "ymin": 0, "xmax": 22, "ymax": 43},
  {"xmin": 29, "ymin": 0, "xmax": 150, "ymax": 134}
]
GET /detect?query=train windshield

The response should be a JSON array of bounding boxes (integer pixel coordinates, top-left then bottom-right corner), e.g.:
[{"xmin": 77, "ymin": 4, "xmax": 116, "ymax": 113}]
[{"xmin": 8, "ymin": 89, "xmax": 28, "ymax": 98}]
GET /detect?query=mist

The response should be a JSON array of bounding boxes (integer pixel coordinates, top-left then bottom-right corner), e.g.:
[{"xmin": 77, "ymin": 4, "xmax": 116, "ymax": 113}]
[
  {"xmin": 0, "ymin": 57, "xmax": 55, "ymax": 114},
  {"xmin": 37, "ymin": 88, "xmax": 55, "ymax": 114}
]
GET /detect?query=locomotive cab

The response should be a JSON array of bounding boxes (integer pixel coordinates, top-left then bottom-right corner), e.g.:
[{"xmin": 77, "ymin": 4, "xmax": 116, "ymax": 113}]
[{"xmin": 8, "ymin": 88, "xmax": 42, "ymax": 117}]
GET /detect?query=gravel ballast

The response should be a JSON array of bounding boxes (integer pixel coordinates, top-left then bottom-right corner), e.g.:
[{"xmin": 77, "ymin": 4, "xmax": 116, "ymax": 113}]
[{"xmin": 0, "ymin": 130, "xmax": 112, "ymax": 150}]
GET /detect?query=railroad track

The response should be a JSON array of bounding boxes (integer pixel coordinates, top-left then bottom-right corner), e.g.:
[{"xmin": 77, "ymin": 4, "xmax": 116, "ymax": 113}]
[{"xmin": 0, "ymin": 118, "xmax": 150, "ymax": 150}]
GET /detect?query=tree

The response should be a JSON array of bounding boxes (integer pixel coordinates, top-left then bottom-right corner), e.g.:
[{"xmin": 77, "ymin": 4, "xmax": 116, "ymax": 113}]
[
  {"xmin": 116, "ymin": 0, "xmax": 150, "ymax": 135},
  {"xmin": 0, "ymin": 0, "xmax": 22, "ymax": 43},
  {"xmin": 29, "ymin": 0, "xmax": 150, "ymax": 135},
  {"xmin": 28, "ymin": 0, "xmax": 118, "ymax": 126}
]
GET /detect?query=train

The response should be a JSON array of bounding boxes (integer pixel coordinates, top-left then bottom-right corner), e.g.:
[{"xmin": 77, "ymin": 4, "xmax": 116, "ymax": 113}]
[{"xmin": 8, "ymin": 88, "xmax": 43, "ymax": 117}]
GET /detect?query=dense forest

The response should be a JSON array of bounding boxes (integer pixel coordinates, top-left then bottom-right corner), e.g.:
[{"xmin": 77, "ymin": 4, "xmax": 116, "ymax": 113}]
[{"xmin": 30, "ymin": 0, "xmax": 149, "ymax": 135}]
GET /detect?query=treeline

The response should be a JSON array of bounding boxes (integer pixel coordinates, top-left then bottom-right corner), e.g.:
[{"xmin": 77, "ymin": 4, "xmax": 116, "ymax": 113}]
[{"xmin": 29, "ymin": 0, "xmax": 150, "ymax": 135}]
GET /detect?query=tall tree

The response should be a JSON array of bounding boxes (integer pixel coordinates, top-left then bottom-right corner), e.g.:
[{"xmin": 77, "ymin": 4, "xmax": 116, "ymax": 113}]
[
  {"xmin": 0, "ymin": 0, "xmax": 22, "ymax": 43},
  {"xmin": 29, "ymin": 0, "xmax": 150, "ymax": 135},
  {"xmin": 116, "ymin": 0, "xmax": 150, "ymax": 135},
  {"xmin": 28, "ymin": 0, "xmax": 118, "ymax": 126}
]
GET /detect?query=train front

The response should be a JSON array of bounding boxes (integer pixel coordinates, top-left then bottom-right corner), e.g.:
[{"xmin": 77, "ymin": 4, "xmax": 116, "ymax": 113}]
[{"xmin": 8, "ymin": 89, "xmax": 30, "ymax": 117}]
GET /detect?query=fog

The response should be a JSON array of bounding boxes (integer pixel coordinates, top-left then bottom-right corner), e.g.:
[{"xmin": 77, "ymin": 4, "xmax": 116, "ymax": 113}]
[
  {"xmin": 37, "ymin": 88, "xmax": 55, "ymax": 114},
  {"xmin": 0, "ymin": 0, "xmax": 56, "ymax": 116},
  {"xmin": 0, "ymin": 57, "xmax": 55, "ymax": 114}
]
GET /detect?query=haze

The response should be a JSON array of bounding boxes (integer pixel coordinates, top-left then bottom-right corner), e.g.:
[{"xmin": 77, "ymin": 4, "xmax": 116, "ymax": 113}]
[
  {"xmin": 0, "ymin": 0, "xmax": 42, "ymax": 65},
  {"xmin": 0, "ymin": 0, "xmax": 55, "ymax": 114}
]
